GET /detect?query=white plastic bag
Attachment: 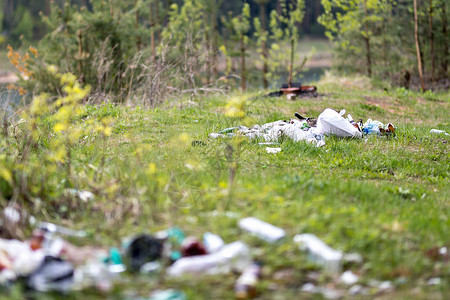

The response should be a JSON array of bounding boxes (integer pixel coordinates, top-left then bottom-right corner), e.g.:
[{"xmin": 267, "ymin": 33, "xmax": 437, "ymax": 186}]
[{"xmin": 316, "ymin": 108, "xmax": 362, "ymax": 138}]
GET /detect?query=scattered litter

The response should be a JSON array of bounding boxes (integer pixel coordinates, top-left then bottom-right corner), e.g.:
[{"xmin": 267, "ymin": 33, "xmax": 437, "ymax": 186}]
[
  {"xmin": 267, "ymin": 82, "xmax": 318, "ymax": 99},
  {"xmin": 316, "ymin": 108, "xmax": 362, "ymax": 138},
  {"xmin": 294, "ymin": 234, "xmax": 343, "ymax": 273},
  {"xmin": 368, "ymin": 280, "xmax": 393, "ymax": 291},
  {"xmin": 126, "ymin": 235, "xmax": 163, "ymax": 272},
  {"xmin": 149, "ymin": 289, "xmax": 186, "ymax": 300},
  {"xmin": 180, "ymin": 236, "xmax": 207, "ymax": 257},
  {"xmin": 348, "ymin": 284, "xmax": 367, "ymax": 295},
  {"xmin": 37, "ymin": 221, "xmax": 87, "ymax": 238},
  {"xmin": 140, "ymin": 261, "xmax": 162, "ymax": 275},
  {"xmin": 425, "ymin": 246, "xmax": 449, "ymax": 262},
  {"xmin": 191, "ymin": 140, "xmax": 206, "ymax": 146},
  {"xmin": 210, "ymin": 108, "xmax": 395, "ymax": 147},
  {"xmin": 427, "ymin": 277, "xmax": 441, "ymax": 286},
  {"xmin": 27, "ymin": 256, "xmax": 74, "ymax": 292},
  {"xmin": 301, "ymin": 283, "xmax": 344, "ymax": 299},
  {"xmin": 209, "ymin": 133, "xmax": 226, "ymax": 139},
  {"xmin": 342, "ymin": 253, "xmax": 363, "ymax": 265},
  {"xmin": 69, "ymin": 189, "xmax": 95, "ymax": 202},
  {"xmin": 234, "ymin": 262, "xmax": 261, "ymax": 299},
  {"xmin": 238, "ymin": 217, "xmax": 286, "ymax": 243},
  {"xmin": 0, "ymin": 208, "xmax": 423, "ymax": 298},
  {"xmin": 430, "ymin": 129, "xmax": 450, "ymax": 136},
  {"xmin": 339, "ymin": 270, "xmax": 359, "ymax": 285},
  {"xmin": 167, "ymin": 241, "xmax": 251, "ymax": 276},
  {"xmin": 266, "ymin": 147, "xmax": 281, "ymax": 154},
  {"xmin": 203, "ymin": 232, "xmax": 225, "ymax": 253},
  {"xmin": 3, "ymin": 206, "xmax": 20, "ymax": 224},
  {"xmin": 0, "ymin": 238, "xmax": 45, "ymax": 276}
]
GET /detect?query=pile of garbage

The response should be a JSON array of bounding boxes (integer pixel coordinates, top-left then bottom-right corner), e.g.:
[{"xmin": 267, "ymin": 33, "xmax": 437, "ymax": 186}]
[
  {"xmin": 209, "ymin": 108, "xmax": 395, "ymax": 147},
  {"xmin": 2, "ymin": 204, "xmax": 419, "ymax": 299}
]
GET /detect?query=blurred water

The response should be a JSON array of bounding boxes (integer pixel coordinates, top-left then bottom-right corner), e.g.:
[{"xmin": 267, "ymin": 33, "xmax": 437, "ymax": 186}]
[
  {"xmin": 0, "ymin": 87, "xmax": 23, "ymax": 119},
  {"xmin": 268, "ymin": 66, "xmax": 329, "ymax": 89}
]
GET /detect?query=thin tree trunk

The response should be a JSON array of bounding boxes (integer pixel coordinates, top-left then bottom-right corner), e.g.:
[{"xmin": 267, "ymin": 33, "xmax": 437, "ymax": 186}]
[
  {"xmin": 314, "ymin": 0, "xmax": 321, "ymax": 19},
  {"xmin": 261, "ymin": 3, "xmax": 268, "ymax": 89},
  {"xmin": 441, "ymin": 1, "xmax": 448, "ymax": 76},
  {"xmin": 2, "ymin": 0, "xmax": 15, "ymax": 35},
  {"xmin": 383, "ymin": 22, "xmax": 387, "ymax": 67},
  {"xmin": 205, "ymin": 19, "xmax": 211, "ymax": 85},
  {"xmin": 77, "ymin": 29, "xmax": 84, "ymax": 83},
  {"xmin": 212, "ymin": 0, "xmax": 219, "ymax": 78},
  {"xmin": 289, "ymin": 38, "xmax": 294, "ymax": 88},
  {"xmin": 109, "ymin": 0, "xmax": 114, "ymax": 20},
  {"xmin": 428, "ymin": 0, "xmax": 435, "ymax": 82},
  {"xmin": 240, "ymin": 33, "xmax": 246, "ymax": 92},
  {"xmin": 135, "ymin": 0, "xmax": 141, "ymax": 51},
  {"xmin": 155, "ymin": 0, "xmax": 160, "ymax": 42},
  {"xmin": 414, "ymin": 0, "xmax": 426, "ymax": 91},
  {"xmin": 363, "ymin": 0, "xmax": 372, "ymax": 77},
  {"xmin": 150, "ymin": 0, "xmax": 156, "ymax": 60}
]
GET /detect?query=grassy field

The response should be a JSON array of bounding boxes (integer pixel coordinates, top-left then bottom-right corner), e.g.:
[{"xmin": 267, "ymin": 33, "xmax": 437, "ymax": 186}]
[{"xmin": 1, "ymin": 73, "xmax": 449, "ymax": 299}]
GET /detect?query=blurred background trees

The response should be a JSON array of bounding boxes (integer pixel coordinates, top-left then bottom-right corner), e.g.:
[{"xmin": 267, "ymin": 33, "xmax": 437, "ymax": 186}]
[{"xmin": 1, "ymin": 0, "xmax": 448, "ymax": 97}]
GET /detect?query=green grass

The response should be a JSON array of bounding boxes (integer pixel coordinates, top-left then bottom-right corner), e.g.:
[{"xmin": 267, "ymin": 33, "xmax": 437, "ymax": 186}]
[{"xmin": 1, "ymin": 74, "xmax": 449, "ymax": 299}]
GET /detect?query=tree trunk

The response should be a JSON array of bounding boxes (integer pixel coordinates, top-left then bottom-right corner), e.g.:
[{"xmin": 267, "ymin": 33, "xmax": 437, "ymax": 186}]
[
  {"xmin": 205, "ymin": 19, "xmax": 211, "ymax": 85},
  {"xmin": 240, "ymin": 33, "xmax": 246, "ymax": 92},
  {"xmin": 428, "ymin": 0, "xmax": 435, "ymax": 82},
  {"xmin": 135, "ymin": 0, "xmax": 141, "ymax": 51},
  {"xmin": 289, "ymin": 38, "xmax": 294, "ymax": 88},
  {"xmin": 314, "ymin": 0, "xmax": 321, "ymax": 19},
  {"xmin": 212, "ymin": 0, "xmax": 219, "ymax": 78},
  {"xmin": 276, "ymin": 0, "xmax": 282, "ymax": 16},
  {"xmin": 261, "ymin": 3, "xmax": 268, "ymax": 89},
  {"xmin": 383, "ymin": 22, "xmax": 387, "ymax": 67},
  {"xmin": 363, "ymin": 0, "xmax": 372, "ymax": 77},
  {"xmin": 441, "ymin": 1, "xmax": 448, "ymax": 76},
  {"xmin": 155, "ymin": 0, "xmax": 160, "ymax": 42},
  {"xmin": 414, "ymin": 0, "xmax": 426, "ymax": 91},
  {"xmin": 109, "ymin": 0, "xmax": 115, "ymax": 20},
  {"xmin": 150, "ymin": 0, "xmax": 156, "ymax": 60},
  {"xmin": 2, "ymin": 0, "xmax": 15, "ymax": 35}
]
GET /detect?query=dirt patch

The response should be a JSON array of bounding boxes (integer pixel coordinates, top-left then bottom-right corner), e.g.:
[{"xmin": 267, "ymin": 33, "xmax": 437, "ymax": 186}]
[
  {"xmin": 363, "ymin": 96, "xmax": 409, "ymax": 115},
  {"xmin": 0, "ymin": 72, "xmax": 18, "ymax": 84}
]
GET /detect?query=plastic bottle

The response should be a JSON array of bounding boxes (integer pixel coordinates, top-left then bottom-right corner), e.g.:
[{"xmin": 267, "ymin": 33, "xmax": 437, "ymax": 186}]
[
  {"xmin": 293, "ymin": 234, "xmax": 343, "ymax": 273},
  {"xmin": 238, "ymin": 217, "xmax": 286, "ymax": 243},
  {"xmin": 234, "ymin": 263, "xmax": 261, "ymax": 299},
  {"xmin": 167, "ymin": 241, "xmax": 251, "ymax": 277},
  {"xmin": 203, "ymin": 232, "xmax": 225, "ymax": 253}
]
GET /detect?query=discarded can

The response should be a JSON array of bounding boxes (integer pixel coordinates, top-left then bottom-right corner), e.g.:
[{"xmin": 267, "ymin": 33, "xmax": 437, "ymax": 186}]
[
  {"xmin": 294, "ymin": 234, "xmax": 343, "ymax": 273},
  {"xmin": 180, "ymin": 237, "xmax": 207, "ymax": 257},
  {"xmin": 234, "ymin": 262, "xmax": 261, "ymax": 299},
  {"xmin": 238, "ymin": 217, "xmax": 286, "ymax": 243}
]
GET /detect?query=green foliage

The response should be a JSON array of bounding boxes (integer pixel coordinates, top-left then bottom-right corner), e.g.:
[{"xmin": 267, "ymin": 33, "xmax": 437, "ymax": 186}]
[
  {"xmin": 267, "ymin": 0, "xmax": 309, "ymax": 83},
  {"xmin": 319, "ymin": 0, "xmax": 449, "ymax": 81},
  {"xmin": 11, "ymin": 6, "xmax": 34, "ymax": 44},
  {"xmin": 21, "ymin": 0, "xmax": 151, "ymax": 98}
]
